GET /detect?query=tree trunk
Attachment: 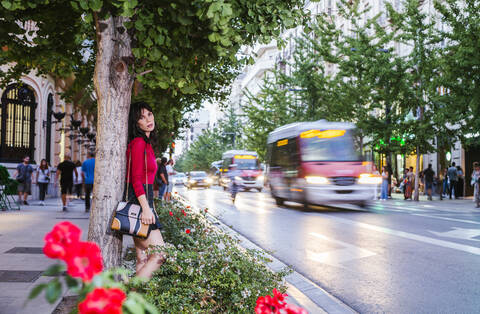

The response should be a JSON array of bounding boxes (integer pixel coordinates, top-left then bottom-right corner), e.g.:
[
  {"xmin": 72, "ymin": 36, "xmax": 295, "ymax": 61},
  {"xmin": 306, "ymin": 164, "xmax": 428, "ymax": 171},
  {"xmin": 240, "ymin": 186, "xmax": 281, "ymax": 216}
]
[
  {"xmin": 87, "ymin": 15, "xmax": 134, "ymax": 268},
  {"xmin": 414, "ymin": 148, "xmax": 421, "ymax": 201}
]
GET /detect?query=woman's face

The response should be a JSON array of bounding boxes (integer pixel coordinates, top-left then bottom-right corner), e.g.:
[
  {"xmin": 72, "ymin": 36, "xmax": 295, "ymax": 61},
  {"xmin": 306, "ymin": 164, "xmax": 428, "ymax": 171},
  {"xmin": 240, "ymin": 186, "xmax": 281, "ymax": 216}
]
[
  {"xmin": 41, "ymin": 160, "xmax": 47, "ymax": 167},
  {"xmin": 137, "ymin": 108, "xmax": 155, "ymax": 133}
]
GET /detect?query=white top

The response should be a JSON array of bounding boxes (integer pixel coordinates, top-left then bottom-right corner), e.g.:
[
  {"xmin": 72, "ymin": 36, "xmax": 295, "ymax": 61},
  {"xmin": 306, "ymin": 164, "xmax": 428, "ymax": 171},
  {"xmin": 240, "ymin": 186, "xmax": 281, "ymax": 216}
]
[
  {"xmin": 74, "ymin": 166, "xmax": 83, "ymax": 184},
  {"xmin": 37, "ymin": 167, "xmax": 51, "ymax": 183},
  {"xmin": 166, "ymin": 165, "xmax": 175, "ymax": 176}
]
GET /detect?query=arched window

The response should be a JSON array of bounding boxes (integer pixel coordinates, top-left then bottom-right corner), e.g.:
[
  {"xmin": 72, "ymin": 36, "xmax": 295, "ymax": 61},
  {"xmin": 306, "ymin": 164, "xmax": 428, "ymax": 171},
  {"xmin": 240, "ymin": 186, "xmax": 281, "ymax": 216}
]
[{"xmin": 0, "ymin": 84, "xmax": 37, "ymax": 162}]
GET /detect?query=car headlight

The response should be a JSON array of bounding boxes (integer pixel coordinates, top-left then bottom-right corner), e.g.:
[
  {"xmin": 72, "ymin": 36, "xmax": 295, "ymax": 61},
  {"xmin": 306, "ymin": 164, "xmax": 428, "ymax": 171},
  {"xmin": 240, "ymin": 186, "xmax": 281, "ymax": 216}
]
[
  {"xmin": 235, "ymin": 176, "xmax": 242, "ymax": 181},
  {"xmin": 189, "ymin": 179, "xmax": 197, "ymax": 184},
  {"xmin": 206, "ymin": 178, "xmax": 213, "ymax": 183},
  {"xmin": 257, "ymin": 175, "xmax": 264, "ymax": 181},
  {"xmin": 358, "ymin": 173, "xmax": 382, "ymax": 184},
  {"xmin": 305, "ymin": 176, "xmax": 329, "ymax": 184}
]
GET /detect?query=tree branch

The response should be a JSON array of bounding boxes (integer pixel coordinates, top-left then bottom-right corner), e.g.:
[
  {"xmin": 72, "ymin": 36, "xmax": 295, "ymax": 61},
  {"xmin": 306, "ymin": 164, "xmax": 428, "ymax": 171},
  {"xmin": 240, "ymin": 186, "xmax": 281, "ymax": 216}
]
[{"xmin": 137, "ymin": 69, "xmax": 152, "ymax": 76}]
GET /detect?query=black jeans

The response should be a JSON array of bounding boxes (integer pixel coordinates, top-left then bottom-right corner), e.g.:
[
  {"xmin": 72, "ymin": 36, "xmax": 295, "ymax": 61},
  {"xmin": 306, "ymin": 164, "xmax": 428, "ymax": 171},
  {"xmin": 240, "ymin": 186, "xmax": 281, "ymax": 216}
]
[
  {"xmin": 84, "ymin": 184, "xmax": 93, "ymax": 211},
  {"xmin": 449, "ymin": 180, "xmax": 457, "ymax": 198},
  {"xmin": 38, "ymin": 183, "xmax": 48, "ymax": 201}
]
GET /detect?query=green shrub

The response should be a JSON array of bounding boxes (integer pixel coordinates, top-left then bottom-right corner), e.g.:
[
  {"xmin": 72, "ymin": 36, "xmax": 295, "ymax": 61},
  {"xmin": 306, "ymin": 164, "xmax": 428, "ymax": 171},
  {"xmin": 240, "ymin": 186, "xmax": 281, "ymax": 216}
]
[
  {"xmin": 0, "ymin": 165, "xmax": 18, "ymax": 194},
  {"xmin": 127, "ymin": 200, "xmax": 289, "ymax": 313}
]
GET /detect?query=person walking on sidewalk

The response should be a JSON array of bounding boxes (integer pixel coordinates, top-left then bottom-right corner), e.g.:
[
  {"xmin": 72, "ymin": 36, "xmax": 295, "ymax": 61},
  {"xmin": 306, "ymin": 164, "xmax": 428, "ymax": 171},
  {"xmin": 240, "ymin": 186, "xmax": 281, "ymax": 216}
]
[
  {"xmin": 164, "ymin": 159, "xmax": 176, "ymax": 202},
  {"xmin": 12, "ymin": 156, "xmax": 34, "ymax": 205},
  {"xmin": 156, "ymin": 157, "xmax": 168, "ymax": 200},
  {"xmin": 447, "ymin": 162, "xmax": 458, "ymax": 199},
  {"xmin": 404, "ymin": 167, "xmax": 414, "ymax": 200},
  {"xmin": 127, "ymin": 101, "xmax": 165, "ymax": 279},
  {"xmin": 35, "ymin": 159, "xmax": 51, "ymax": 206},
  {"xmin": 456, "ymin": 165, "xmax": 464, "ymax": 199},
  {"xmin": 56, "ymin": 154, "xmax": 77, "ymax": 211},
  {"xmin": 471, "ymin": 162, "xmax": 480, "ymax": 208},
  {"xmin": 74, "ymin": 160, "xmax": 83, "ymax": 200},
  {"xmin": 380, "ymin": 166, "xmax": 389, "ymax": 201},
  {"xmin": 423, "ymin": 164, "xmax": 435, "ymax": 201},
  {"xmin": 81, "ymin": 151, "xmax": 95, "ymax": 213}
]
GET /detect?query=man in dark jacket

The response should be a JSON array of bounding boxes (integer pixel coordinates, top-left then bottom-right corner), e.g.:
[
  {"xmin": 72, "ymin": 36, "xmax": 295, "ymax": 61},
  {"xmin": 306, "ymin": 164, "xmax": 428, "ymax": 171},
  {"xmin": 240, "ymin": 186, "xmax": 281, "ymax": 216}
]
[
  {"xmin": 423, "ymin": 164, "xmax": 435, "ymax": 201},
  {"xmin": 447, "ymin": 162, "xmax": 458, "ymax": 199}
]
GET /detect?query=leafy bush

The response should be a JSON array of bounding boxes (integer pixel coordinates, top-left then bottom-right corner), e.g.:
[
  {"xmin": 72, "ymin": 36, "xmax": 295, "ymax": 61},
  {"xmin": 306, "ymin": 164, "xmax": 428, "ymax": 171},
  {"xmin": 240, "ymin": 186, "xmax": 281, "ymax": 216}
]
[
  {"xmin": 127, "ymin": 199, "xmax": 290, "ymax": 313},
  {"xmin": 0, "ymin": 165, "xmax": 18, "ymax": 194}
]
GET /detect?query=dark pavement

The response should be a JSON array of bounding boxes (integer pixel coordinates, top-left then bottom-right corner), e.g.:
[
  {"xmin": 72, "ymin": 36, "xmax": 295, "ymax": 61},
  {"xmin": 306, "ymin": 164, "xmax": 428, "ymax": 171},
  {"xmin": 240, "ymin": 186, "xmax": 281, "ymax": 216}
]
[{"xmin": 178, "ymin": 185, "xmax": 480, "ymax": 313}]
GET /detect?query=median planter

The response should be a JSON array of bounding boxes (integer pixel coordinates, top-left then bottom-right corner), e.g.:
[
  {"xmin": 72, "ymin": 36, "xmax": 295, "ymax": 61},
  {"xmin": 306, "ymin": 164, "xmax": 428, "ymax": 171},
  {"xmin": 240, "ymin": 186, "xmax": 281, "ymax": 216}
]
[{"xmin": 126, "ymin": 199, "xmax": 291, "ymax": 313}]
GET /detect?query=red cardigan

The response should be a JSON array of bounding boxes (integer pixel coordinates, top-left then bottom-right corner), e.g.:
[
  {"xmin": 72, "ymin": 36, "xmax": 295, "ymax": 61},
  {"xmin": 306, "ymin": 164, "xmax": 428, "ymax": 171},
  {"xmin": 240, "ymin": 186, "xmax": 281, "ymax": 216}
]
[{"xmin": 126, "ymin": 137, "xmax": 157, "ymax": 198}]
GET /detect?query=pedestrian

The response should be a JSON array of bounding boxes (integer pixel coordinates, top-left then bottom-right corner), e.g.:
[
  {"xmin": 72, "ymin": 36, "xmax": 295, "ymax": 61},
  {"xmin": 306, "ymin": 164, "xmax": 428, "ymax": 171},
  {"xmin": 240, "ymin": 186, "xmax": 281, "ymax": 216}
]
[
  {"xmin": 74, "ymin": 160, "xmax": 83, "ymax": 200},
  {"xmin": 471, "ymin": 162, "xmax": 480, "ymax": 208},
  {"xmin": 456, "ymin": 165, "xmax": 464, "ymax": 198},
  {"xmin": 401, "ymin": 169, "xmax": 408, "ymax": 198},
  {"xmin": 423, "ymin": 164, "xmax": 435, "ymax": 201},
  {"xmin": 447, "ymin": 162, "xmax": 458, "ymax": 199},
  {"xmin": 442, "ymin": 168, "xmax": 449, "ymax": 198},
  {"xmin": 164, "ymin": 159, "xmax": 176, "ymax": 202},
  {"xmin": 35, "ymin": 159, "xmax": 51, "ymax": 206},
  {"xmin": 404, "ymin": 167, "xmax": 414, "ymax": 200},
  {"xmin": 81, "ymin": 151, "xmax": 95, "ymax": 213},
  {"xmin": 155, "ymin": 157, "xmax": 168, "ymax": 200},
  {"xmin": 380, "ymin": 166, "xmax": 389, "ymax": 201},
  {"xmin": 126, "ymin": 101, "xmax": 165, "ymax": 279},
  {"xmin": 56, "ymin": 153, "xmax": 77, "ymax": 211},
  {"xmin": 12, "ymin": 155, "xmax": 34, "ymax": 205}
]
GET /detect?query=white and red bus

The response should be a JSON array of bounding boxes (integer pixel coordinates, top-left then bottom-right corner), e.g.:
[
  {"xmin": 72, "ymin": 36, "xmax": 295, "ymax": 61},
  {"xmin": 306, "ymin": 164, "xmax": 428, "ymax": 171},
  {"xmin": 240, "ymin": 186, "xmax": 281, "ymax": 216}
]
[
  {"xmin": 266, "ymin": 120, "xmax": 379, "ymax": 208},
  {"xmin": 220, "ymin": 150, "xmax": 264, "ymax": 192}
]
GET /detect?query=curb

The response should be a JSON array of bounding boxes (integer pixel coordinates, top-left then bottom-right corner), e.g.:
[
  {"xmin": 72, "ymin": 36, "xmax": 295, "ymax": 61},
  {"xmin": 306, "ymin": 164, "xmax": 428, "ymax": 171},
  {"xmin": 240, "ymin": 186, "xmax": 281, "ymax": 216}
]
[{"xmin": 174, "ymin": 194, "xmax": 356, "ymax": 314}]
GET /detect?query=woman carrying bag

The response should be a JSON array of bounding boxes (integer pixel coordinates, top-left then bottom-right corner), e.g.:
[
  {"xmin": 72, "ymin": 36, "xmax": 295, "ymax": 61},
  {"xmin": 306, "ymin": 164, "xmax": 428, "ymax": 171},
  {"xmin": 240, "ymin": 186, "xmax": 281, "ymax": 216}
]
[
  {"xmin": 124, "ymin": 101, "xmax": 165, "ymax": 279},
  {"xmin": 36, "ymin": 159, "xmax": 50, "ymax": 206}
]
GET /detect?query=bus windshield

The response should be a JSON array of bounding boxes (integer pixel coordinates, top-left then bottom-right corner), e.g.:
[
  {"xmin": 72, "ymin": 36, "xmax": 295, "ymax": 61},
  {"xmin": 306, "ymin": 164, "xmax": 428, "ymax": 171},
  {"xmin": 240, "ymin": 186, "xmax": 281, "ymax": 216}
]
[
  {"xmin": 235, "ymin": 158, "xmax": 259, "ymax": 170},
  {"xmin": 300, "ymin": 132, "xmax": 361, "ymax": 162}
]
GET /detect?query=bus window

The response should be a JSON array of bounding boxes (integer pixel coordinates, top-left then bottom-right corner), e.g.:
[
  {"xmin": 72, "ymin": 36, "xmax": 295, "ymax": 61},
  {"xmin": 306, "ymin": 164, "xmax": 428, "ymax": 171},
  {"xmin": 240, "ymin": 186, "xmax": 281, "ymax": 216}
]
[{"xmin": 300, "ymin": 131, "xmax": 361, "ymax": 162}]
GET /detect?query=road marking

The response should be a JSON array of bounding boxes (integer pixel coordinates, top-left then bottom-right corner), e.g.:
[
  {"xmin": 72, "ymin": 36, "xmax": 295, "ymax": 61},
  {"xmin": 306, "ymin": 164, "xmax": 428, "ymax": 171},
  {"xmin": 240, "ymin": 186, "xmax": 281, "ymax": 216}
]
[
  {"xmin": 429, "ymin": 227, "xmax": 480, "ymax": 242},
  {"xmin": 308, "ymin": 232, "xmax": 376, "ymax": 267},
  {"xmin": 412, "ymin": 213, "xmax": 480, "ymax": 225},
  {"xmin": 318, "ymin": 214, "xmax": 480, "ymax": 256}
]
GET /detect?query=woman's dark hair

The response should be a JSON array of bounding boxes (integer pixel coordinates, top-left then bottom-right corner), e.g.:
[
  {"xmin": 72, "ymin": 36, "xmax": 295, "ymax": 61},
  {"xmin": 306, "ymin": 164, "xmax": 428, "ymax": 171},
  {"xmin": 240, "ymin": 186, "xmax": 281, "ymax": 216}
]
[
  {"xmin": 75, "ymin": 160, "xmax": 81, "ymax": 167},
  {"xmin": 128, "ymin": 101, "xmax": 156, "ymax": 144},
  {"xmin": 39, "ymin": 159, "xmax": 49, "ymax": 170}
]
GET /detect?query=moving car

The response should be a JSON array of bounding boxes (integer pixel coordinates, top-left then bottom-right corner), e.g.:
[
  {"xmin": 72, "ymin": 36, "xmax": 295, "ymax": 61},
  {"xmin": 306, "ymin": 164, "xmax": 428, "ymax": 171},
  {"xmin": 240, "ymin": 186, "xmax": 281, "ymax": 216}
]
[
  {"xmin": 186, "ymin": 171, "xmax": 212, "ymax": 189},
  {"xmin": 266, "ymin": 120, "xmax": 379, "ymax": 208},
  {"xmin": 219, "ymin": 150, "xmax": 264, "ymax": 192},
  {"xmin": 173, "ymin": 173, "xmax": 187, "ymax": 185}
]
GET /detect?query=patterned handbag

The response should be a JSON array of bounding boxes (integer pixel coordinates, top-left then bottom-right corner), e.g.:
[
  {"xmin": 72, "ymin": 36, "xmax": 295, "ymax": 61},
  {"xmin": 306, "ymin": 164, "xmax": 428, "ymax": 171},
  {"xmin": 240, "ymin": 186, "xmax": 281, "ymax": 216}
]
[{"xmin": 111, "ymin": 149, "xmax": 152, "ymax": 238}]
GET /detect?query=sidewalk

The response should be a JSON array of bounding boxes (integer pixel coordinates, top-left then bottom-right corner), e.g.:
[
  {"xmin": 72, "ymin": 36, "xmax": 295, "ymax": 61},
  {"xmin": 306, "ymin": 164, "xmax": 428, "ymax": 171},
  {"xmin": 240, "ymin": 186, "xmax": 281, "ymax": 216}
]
[
  {"xmin": 0, "ymin": 197, "xmax": 91, "ymax": 314},
  {"xmin": 385, "ymin": 192, "xmax": 478, "ymax": 211}
]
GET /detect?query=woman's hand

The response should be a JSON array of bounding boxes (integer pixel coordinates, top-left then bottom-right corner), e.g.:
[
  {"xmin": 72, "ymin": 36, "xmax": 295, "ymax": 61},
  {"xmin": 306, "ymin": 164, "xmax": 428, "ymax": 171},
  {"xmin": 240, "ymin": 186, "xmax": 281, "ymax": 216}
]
[{"xmin": 140, "ymin": 208, "xmax": 155, "ymax": 225}]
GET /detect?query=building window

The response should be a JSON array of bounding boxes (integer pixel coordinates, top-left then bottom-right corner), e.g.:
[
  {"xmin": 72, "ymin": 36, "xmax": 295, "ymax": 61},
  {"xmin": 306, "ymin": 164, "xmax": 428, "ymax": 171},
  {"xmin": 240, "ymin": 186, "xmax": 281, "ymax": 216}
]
[
  {"xmin": 0, "ymin": 84, "xmax": 36, "ymax": 162},
  {"xmin": 46, "ymin": 93, "xmax": 54, "ymax": 163}
]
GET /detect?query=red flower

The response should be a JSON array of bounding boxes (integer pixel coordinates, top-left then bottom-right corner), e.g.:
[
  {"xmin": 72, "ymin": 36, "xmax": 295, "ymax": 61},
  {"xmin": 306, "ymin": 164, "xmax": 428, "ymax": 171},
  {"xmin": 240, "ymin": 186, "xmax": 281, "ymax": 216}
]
[
  {"xmin": 78, "ymin": 287, "xmax": 126, "ymax": 314},
  {"xmin": 181, "ymin": 210, "xmax": 187, "ymax": 216},
  {"xmin": 273, "ymin": 288, "xmax": 287, "ymax": 303},
  {"xmin": 284, "ymin": 304, "xmax": 308, "ymax": 314},
  {"xmin": 43, "ymin": 221, "xmax": 82, "ymax": 260},
  {"xmin": 169, "ymin": 211, "xmax": 173, "ymax": 216},
  {"xmin": 185, "ymin": 229, "xmax": 191, "ymax": 234},
  {"xmin": 176, "ymin": 217, "xmax": 180, "ymax": 221},
  {"xmin": 65, "ymin": 241, "xmax": 103, "ymax": 282},
  {"xmin": 204, "ymin": 208, "xmax": 208, "ymax": 213}
]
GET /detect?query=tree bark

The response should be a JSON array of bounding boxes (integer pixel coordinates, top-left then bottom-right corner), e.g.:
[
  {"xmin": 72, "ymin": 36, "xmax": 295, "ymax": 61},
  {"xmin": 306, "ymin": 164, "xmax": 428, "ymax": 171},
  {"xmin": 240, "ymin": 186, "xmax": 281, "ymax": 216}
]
[
  {"xmin": 414, "ymin": 148, "xmax": 421, "ymax": 201},
  {"xmin": 87, "ymin": 15, "xmax": 134, "ymax": 268}
]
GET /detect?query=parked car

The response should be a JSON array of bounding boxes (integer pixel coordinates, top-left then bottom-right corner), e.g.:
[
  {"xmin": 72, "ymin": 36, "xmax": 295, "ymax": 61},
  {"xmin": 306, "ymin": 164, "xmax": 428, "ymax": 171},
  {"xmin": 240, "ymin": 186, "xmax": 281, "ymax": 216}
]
[
  {"xmin": 186, "ymin": 171, "xmax": 212, "ymax": 189},
  {"xmin": 174, "ymin": 173, "xmax": 187, "ymax": 185}
]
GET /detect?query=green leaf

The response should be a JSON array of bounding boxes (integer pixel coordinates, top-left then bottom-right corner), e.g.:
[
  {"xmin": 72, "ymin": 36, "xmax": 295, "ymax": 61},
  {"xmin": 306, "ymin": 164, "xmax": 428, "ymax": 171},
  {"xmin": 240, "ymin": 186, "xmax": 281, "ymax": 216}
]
[
  {"xmin": 43, "ymin": 264, "xmax": 65, "ymax": 276},
  {"xmin": 78, "ymin": 0, "xmax": 88, "ymax": 10},
  {"xmin": 45, "ymin": 280, "xmax": 62, "ymax": 304},
  {"xmin": 64, "ymin": 275, "xmax": 79, "ymax": 288},
  {"xmin": 90, "ymin": 0, "xmax": 102, "ymax": 12},
  {"xmin": 144, "ymin": 37, "xmax": 153, "ymax": 48},
  {"xmin": 134, "ymin": 20, "xmax": 145, "ymax": 31},
  {"xmin": 1, "ymin": 1, "xmax": 12, "ymax": 10},
  {"xmin": 178, "ymin": 16, "xmax": 192, "ymax": 26},
  {"xmin": 123, "ymin": 298, "xmax": 145, "ymax": 314},
  {"xmin": 70, "ymin": 1, "xmax": 79, "ymax": 10},
  {"xmin": 28, "ymin": 283, "xmax": 47, "ymax": 300}
]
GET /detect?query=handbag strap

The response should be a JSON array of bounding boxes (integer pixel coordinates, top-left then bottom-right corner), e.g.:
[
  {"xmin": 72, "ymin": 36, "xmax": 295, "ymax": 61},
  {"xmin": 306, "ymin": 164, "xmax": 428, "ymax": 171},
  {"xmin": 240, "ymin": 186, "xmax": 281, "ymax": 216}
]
[{"xmin": 125, "ymin": 142, "xmax": 149, "ymax": 202}]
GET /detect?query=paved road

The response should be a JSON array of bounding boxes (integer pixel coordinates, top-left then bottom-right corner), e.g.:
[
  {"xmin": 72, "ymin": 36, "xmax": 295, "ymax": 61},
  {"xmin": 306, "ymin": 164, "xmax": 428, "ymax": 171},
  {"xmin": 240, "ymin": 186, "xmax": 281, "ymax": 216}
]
[{"xmin": 177, "ymin": 185, "xmax": 480, "ymax": 313}]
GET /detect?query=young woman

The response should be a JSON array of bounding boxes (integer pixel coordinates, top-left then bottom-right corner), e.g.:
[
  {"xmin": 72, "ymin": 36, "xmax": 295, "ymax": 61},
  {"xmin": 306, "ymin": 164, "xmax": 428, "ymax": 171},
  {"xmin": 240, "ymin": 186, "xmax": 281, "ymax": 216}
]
[
  {"xmin": 126, "ymin": 101, "xmax": 165, "ymax": 279},
  {"xmin": 471, "ymin": 162, "xmax": 480, "ymax": 208},
  {"xmin": 74, "ymin": 160, "xmax": 83, "ymax": 199},
  {"xmin": 380, "ymin": 166, "xmax": 389, "ymax": 201},
  {"xmin": 36, "ymin": 159, "xmax": 50, "ymax": 206}
]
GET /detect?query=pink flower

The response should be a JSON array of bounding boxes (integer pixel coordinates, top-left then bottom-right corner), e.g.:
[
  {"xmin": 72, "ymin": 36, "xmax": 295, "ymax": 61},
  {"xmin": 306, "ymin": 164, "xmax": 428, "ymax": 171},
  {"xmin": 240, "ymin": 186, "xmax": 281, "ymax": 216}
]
[{"xmin": 169, "ymin": 211, "xmax": 173, "ymax": 216}]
